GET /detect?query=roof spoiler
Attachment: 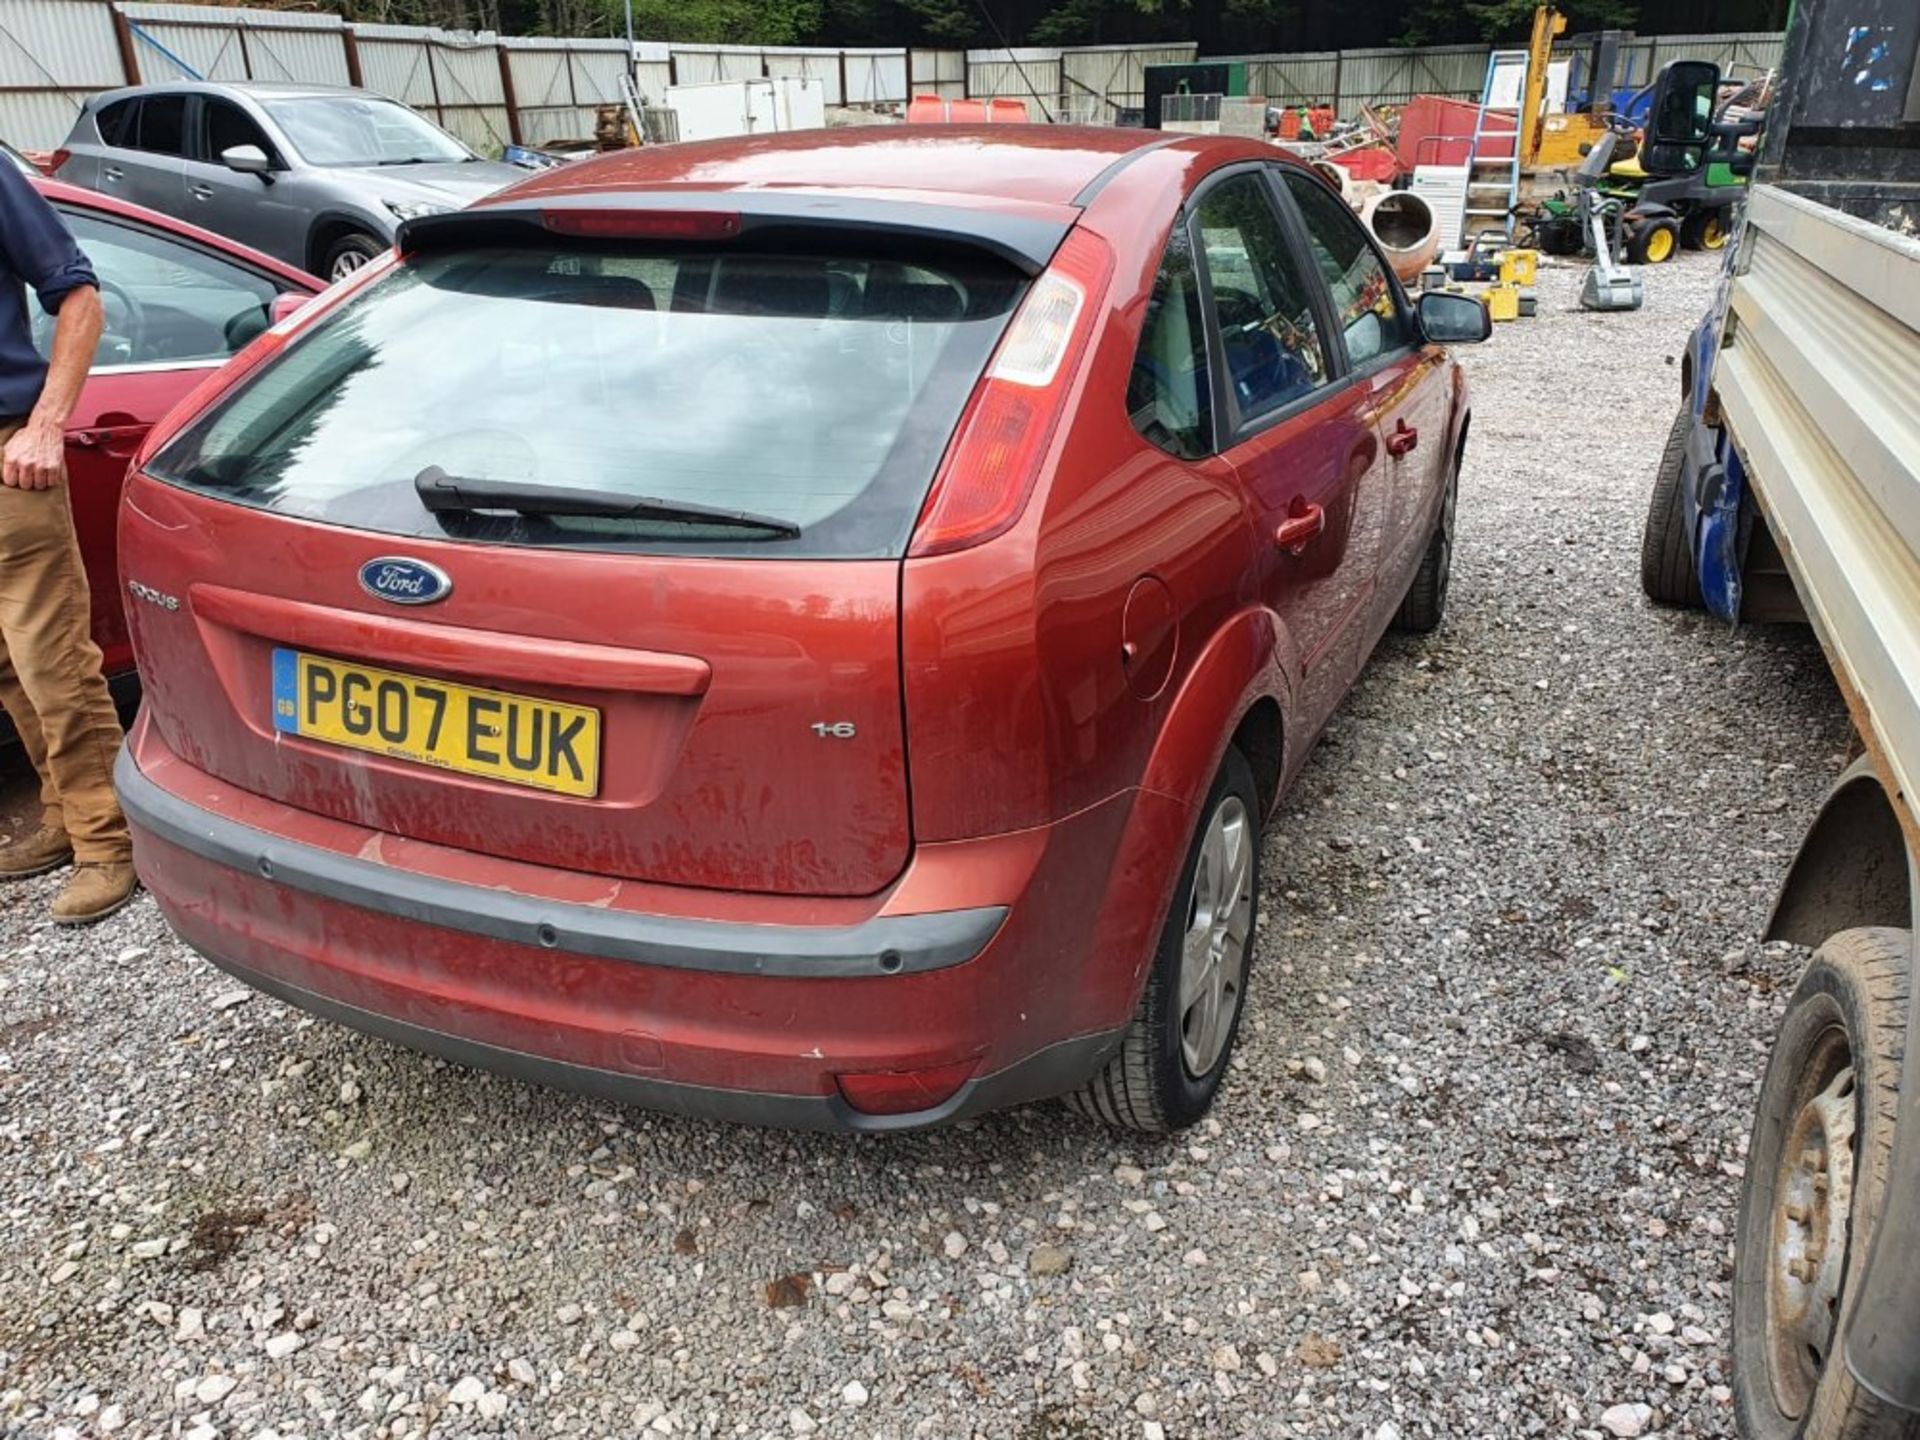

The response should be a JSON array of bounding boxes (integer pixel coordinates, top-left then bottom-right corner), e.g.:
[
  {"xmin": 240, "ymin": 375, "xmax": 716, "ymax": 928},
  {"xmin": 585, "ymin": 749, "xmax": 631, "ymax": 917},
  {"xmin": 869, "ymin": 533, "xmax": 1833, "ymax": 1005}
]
[{"xmin": 398, "ymin": 192, "xmax": 1070, "ymax": 277}]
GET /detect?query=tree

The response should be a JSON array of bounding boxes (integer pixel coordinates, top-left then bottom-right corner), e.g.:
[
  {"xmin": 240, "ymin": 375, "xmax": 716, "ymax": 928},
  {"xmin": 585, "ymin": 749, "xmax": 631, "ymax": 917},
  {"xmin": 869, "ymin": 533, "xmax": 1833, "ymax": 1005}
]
[{"xmin": 1399, "ymin": 0, "xmax": 1639, "ymax": 45}]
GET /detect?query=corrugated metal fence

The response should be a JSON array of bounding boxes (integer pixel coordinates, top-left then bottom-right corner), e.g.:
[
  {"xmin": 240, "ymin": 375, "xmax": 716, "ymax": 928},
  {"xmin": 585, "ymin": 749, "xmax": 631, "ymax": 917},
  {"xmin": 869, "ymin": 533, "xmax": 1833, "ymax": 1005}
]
[
  {"xmin": 0, "ymin": 4, "xmax": 1786, "ymax": 153},
  {"xmin": 1233, "ymin": 31, "xmax": 1783, "ymax": 112}
]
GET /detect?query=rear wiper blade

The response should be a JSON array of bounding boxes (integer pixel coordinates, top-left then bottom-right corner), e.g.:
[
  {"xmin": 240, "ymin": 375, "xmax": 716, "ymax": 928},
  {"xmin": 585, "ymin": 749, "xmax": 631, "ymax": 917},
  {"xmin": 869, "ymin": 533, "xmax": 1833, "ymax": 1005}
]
[{"xmin": 413, "ymin": 466, "xmax": 802, "ymax": 538}]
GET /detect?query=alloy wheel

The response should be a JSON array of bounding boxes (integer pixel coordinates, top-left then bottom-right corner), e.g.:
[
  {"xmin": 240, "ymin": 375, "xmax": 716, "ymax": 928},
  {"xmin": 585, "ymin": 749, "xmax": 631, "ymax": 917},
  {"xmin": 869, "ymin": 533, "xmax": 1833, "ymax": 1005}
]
[
  {"xmin": 1178, "ymin": 794, "xmax": 1254, "ymax": 1077},
  {"xmin": 330, "ymin": 249, "xmax": 371, "ymax": 282}
]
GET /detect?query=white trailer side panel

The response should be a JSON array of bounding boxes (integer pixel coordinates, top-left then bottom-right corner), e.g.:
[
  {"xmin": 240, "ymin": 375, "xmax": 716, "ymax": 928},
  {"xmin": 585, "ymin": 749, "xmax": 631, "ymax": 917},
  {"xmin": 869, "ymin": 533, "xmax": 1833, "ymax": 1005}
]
[{"xmin": 1717, "ymin": 185, "xmax": 1920, "ymax": 822}]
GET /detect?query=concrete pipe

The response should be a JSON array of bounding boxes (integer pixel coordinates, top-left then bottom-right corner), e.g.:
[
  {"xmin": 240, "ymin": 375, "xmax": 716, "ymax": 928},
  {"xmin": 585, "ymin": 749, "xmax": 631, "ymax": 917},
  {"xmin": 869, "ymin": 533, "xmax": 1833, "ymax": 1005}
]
[{"xmin": 1362, "ymin": 191, "xmax": 1440, "ymax": 284}]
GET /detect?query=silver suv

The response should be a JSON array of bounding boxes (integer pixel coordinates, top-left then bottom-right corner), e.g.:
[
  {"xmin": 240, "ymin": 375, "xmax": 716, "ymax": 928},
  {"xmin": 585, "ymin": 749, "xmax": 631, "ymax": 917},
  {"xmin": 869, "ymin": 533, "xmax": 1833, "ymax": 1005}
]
[{"xmin": 57, "ymin": 82, "xmax": 524, "ymax": 280}]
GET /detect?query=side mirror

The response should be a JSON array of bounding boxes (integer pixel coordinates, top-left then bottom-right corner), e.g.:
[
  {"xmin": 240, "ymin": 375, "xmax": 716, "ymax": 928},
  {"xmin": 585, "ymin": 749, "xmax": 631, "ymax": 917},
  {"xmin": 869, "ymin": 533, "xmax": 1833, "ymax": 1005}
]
[
  {"xmin": 221, "ymin": 144, "xmax": 272, "ymax": 175},
  {"xmin": 1418, "ymin": 291, "xmax": 1491, "ymax": 345},
  {"xmin": 269, "ymin": 292, "xmax": 311, "ymax": 325}
]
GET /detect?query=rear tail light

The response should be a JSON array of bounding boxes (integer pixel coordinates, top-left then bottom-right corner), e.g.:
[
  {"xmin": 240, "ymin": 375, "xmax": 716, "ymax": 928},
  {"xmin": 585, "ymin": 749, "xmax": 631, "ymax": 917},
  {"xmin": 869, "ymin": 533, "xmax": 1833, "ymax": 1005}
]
[
  {"xmin": 834, "ymin": 1058, "xmax": 981, "ymax": 1116},
  {"xmin": 45, "ymin": 148, "xmax": 70, "ymax": 175},
  {"xmin": 907, "ymin": 228, "xmax": 1114, "ymax": 558},
  {"xmin": 131, "ymin": 253, "xmax": 397, "ymax": 475}
]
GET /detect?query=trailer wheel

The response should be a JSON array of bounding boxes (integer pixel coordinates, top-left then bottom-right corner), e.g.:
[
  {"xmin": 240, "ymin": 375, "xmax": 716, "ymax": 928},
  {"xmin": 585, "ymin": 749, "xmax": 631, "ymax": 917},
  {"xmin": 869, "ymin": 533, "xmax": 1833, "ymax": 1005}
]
[
  {"xmin": 1640, "ymin": 406, "xmax": 1700, "ymax": 607},
  {"xmin": 1733, "ymin": 927, "xmax": 1916, "ymax": 1440}
]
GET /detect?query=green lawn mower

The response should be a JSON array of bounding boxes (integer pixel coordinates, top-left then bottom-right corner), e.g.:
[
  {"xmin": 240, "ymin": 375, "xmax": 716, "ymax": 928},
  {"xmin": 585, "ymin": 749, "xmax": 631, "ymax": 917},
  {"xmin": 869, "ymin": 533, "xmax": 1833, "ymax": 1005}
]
[{"xmin": 1523, "ymin": 61, "xmax": 1761, "ymax": 264}]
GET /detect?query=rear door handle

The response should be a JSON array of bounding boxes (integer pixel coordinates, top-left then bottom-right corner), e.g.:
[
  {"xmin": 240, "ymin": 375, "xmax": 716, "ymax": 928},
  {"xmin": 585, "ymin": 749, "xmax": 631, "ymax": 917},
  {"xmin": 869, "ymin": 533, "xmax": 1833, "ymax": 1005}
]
[
  {"xmin": 102, "ymin": 165, "xmax": 123, "ymax": 182},
  {"xmin": 1387, "ymin": 419, "xmax": 1419, "ymax": 457},
  {"xmin": 1274, "ymin": 503, "xmax": 1326, "ymax": 553}
]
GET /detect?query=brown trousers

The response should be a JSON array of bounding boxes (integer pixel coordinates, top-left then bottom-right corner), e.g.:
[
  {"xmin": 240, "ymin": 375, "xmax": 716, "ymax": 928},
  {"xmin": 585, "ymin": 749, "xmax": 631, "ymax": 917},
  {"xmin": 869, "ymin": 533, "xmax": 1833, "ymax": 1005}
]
[{"xmin": 0, "ymin": 423, "xmax": 130, "ymax": 862}]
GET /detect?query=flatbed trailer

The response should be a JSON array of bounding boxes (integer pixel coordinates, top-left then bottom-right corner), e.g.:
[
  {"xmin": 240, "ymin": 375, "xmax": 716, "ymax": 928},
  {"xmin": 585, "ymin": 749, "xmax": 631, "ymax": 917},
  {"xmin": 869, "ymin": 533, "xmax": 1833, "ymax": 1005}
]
[{"xmin": 1635, "ymin": 6, "xmax": 1920, "ymax": 1436}]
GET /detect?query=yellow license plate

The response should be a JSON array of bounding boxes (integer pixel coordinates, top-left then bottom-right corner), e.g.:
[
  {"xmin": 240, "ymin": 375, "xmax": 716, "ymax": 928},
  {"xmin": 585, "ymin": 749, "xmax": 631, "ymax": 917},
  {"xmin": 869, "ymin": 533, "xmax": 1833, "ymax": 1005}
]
[{"xmin": 271, "ymin": 648, "xmax": 600, "ymax": 797}]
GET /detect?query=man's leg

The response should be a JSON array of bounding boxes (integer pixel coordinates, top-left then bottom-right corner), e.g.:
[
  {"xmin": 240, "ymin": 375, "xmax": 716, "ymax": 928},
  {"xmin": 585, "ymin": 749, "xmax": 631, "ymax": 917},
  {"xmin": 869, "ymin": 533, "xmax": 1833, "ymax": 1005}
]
[
  {"xmin": 0, "ymin": 627, "xmax": 75, "ymax": 875},
  {"xmin": 0, "ymin": 465, "xmax": 133, "ymax": 920}
]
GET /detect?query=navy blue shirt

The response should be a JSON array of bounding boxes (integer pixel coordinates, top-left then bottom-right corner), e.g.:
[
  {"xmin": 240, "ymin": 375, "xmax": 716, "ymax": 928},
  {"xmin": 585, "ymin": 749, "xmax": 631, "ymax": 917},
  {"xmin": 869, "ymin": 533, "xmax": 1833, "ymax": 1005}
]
[{"xmin": 0, "ymin": 164, "xmax": 97, "ymax": 423}]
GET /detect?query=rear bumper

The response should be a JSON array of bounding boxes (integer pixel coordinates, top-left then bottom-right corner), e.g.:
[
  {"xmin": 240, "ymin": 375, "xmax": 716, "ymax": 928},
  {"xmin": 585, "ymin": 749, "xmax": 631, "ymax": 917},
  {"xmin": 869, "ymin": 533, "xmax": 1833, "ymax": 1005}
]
[
  {"xmin": 117, "ymin": 724, "xmax": 1142, "ymax": 1132},
  {"xmin": 118, "ymin": 743, "xmax": 1003, "ymax": 980}
]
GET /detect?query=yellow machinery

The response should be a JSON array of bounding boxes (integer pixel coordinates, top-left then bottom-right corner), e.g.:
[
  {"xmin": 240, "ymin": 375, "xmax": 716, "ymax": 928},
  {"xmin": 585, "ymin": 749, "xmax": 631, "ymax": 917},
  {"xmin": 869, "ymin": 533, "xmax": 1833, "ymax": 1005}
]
[{"xmin": 1523, "ymin": 6, "xmax": 1622, "ymax": 169}]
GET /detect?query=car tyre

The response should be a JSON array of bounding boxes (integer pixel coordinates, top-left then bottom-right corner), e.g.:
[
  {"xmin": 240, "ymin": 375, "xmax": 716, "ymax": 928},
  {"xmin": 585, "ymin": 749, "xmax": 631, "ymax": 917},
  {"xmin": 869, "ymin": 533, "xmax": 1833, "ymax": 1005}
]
[
  {"xmin": 1393, "ymin": 448, "xmax": 1458, "ymax": 633},
  {"xmin": 1066, "ymin": 746, "xmax": 1260, "ymax": 1134},
  {"xmin": 1640, "ymin": 406, "xmax": 1701, "ymax": 607},
  {"xmin": 1732, "ymin": 927, "xmax": 1916, "ymax": 1440},
  {"xmin": 323, "ymin": 232, "xmax": 386, "ymax": 283}
]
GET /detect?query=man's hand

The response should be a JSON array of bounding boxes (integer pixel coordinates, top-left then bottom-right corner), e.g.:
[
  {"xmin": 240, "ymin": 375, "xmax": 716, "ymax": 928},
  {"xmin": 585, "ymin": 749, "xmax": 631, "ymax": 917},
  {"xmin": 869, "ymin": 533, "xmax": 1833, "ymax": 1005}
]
[{"xmin": 2, "ymin": 420, "xmax": 64, "ymax": 490}]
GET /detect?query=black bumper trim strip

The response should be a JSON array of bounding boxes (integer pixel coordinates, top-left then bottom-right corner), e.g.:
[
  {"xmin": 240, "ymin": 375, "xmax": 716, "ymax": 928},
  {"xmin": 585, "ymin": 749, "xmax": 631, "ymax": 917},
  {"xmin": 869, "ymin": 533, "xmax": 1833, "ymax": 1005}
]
[{"xmin": 115, "ymin": 747, "xmax": 1005, "ymax": 978}]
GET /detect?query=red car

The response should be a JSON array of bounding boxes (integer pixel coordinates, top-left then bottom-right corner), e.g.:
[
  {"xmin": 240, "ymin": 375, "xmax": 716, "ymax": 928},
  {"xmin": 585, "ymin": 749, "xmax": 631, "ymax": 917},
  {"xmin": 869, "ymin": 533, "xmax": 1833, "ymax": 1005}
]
[
  {"xmin": 24, "ymin": 176, "xmax": 318, "ymax": 691},
  {"xmin": 115, "ymin": 127, "xmax": 1487, "ymax": 1132}
]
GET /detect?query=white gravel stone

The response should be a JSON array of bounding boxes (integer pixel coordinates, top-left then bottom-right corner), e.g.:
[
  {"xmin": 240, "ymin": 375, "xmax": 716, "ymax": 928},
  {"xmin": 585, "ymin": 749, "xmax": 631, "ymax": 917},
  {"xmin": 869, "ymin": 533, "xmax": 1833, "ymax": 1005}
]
[
  {"xmin": 1600, "ymin": 1402, "xmax": 1654, "ymax": 1437},
  {"xmin": 193, "ymin": 1374, "xmax": 236, "ymax": 1405},
  {"xmin": 447, "ymin": 1375, "xmax": 486, "ymax": 1406},
  {"xmin": 262, "ymin": 1332, "xmax": 303, "ymax": 1360}
]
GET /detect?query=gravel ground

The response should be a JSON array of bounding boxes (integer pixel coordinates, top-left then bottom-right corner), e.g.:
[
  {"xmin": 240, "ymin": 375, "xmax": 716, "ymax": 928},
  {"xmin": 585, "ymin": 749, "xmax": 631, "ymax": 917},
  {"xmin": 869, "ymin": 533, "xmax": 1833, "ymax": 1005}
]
[{"xmin": 0, "ymin": 251, "xmax": 1857, "ymax": 1440}]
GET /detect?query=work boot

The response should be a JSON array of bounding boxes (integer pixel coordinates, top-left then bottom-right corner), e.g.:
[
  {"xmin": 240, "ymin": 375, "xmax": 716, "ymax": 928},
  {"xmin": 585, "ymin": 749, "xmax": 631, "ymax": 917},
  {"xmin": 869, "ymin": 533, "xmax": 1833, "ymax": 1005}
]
[
  {"xmin": 51, "ymin": 861, "xmax": 137, "ymax": 926},
  {"xmin": 0, "ymin": 824, "xmax": 73, "ymax": 878}
]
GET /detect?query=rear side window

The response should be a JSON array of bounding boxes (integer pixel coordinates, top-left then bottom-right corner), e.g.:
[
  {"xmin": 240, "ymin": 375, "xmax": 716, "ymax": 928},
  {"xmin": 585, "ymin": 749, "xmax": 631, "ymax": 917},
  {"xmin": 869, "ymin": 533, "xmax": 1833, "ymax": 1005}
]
[
  {"xmin": 133, "ymin": 95, "xmax": 187, "ymax": 157},
  {"xmin": 1128, "ymin": 225, "xmax": 1211, "ymax": 460},
  {"xmin": 95, "ymin": 98, "xmax": 137, "ymax": 147},
  {"xmin": 1194, "ymin": 172, "xmax": 1330, "ymax": 425},
  {"xmin": 1282, "ymin": 170, "xmax": 1410, "ymax": 369},
  {"xmin": 147, "ymin": 244, "xmax": 1024, "ymax": 559}
]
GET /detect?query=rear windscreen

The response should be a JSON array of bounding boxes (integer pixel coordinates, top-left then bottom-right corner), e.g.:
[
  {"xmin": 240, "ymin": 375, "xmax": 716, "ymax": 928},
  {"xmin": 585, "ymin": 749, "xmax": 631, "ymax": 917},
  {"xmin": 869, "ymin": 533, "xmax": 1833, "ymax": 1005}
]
[{"xmin": 147, "ymin": 243, "xmax": 1025, "ymax": 558}]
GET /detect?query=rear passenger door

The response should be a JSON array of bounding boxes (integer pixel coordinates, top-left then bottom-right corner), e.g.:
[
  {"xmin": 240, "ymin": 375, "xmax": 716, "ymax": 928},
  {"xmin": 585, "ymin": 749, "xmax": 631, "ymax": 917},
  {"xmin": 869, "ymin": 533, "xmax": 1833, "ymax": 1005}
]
[
  {"xmin": 113, "ymin": 93, "xmax": 191, "ymax": 218},
  {"xmin": 1190, "ymin": 167, "xmax": 1386, "ymax": 735},
  {"xmin": 1278, "ymin": 167, "xmax": 1453, "ymax": 619}
]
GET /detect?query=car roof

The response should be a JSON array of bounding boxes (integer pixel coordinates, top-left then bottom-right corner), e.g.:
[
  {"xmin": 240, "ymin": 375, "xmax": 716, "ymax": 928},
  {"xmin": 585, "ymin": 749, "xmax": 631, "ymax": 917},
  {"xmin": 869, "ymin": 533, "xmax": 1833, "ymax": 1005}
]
[
  {"xmin": 29, "ymin": 174, "xmax": 321, "ymax": 289},
  {"xmin": 497, "ymin": 125, "xmax": 1289, "ymax": 211},
  {"xmin": 90, "ymin": 80, "xmax": 370, "ymax": 104}
]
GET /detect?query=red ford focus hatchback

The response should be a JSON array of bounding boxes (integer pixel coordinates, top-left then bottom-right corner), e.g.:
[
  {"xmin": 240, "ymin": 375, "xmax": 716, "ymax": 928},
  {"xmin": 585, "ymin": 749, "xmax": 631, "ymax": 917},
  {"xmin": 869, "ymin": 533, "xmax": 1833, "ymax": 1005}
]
[{"xmin": 117, "ymin": 126, "xmax": 1485, "ymax": 1132}]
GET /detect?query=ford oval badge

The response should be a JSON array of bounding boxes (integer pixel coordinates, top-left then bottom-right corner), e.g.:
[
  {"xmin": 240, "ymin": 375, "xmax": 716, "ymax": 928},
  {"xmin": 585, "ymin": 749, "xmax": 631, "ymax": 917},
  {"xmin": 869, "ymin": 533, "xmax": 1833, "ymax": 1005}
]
[{"xmin": 359, "ymin": 557, "xmax": 452, "ymax": 606}]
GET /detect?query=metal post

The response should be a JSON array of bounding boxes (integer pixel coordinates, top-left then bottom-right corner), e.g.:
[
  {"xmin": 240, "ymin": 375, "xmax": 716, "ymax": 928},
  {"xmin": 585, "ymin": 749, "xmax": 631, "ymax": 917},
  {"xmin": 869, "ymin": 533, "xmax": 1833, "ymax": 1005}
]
[
  {"xmin": 110, "ymin": 6, "xmax": 142, "ymax": 85},
  {"xmin": 496, "ymin": 41, "xmax": 522, "ymax": 146},
  {"xmin": 342, "ymin": 28, "xmax": 364, "ymax": 89}
]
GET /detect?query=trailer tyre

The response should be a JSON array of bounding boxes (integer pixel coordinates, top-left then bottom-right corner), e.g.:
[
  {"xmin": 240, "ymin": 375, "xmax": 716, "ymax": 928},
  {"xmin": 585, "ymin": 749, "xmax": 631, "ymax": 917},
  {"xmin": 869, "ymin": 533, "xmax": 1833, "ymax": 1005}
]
[
  {"xmin": 1732, "ymin": 927, "xmax": 1917, "ymax": 1440},
  {"xmin": 1640, "ymin": 405, "xmax": 1701, "ymax": 607}
]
